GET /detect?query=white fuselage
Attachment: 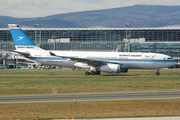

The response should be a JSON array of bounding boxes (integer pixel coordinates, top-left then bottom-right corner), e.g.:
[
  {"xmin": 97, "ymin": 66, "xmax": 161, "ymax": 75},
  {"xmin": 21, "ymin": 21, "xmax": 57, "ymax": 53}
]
[{"xmin": 24, "ymin": 49, "xmax": 177, "ymax": 69}]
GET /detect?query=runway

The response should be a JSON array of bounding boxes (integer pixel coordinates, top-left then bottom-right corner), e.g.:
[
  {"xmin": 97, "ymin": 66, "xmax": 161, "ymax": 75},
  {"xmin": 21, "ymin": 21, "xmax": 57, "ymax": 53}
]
[{"xmin": 0, "ymin": 90, "xmax": 180, "ymax": 103}]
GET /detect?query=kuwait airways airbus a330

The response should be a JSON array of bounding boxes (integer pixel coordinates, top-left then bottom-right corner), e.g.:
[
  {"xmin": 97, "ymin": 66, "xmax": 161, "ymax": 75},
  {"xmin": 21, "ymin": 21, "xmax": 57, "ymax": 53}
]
[{"xmin": 9, "ymin": 24, "xmax": 177, "ymax": 75}]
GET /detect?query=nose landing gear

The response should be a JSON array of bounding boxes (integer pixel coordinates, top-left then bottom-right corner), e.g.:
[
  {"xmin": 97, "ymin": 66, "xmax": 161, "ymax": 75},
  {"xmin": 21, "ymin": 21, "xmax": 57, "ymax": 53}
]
[{"xmin": 156, "ymin": 69, "xmax": 160, "ymax": 76}]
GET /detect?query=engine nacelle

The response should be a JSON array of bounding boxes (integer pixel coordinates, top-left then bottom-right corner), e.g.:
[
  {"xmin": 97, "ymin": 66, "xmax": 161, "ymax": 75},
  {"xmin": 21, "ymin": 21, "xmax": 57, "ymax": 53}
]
[{"xmin": 100, "ymin": 64, "xmax": 128, "ymax": 73}]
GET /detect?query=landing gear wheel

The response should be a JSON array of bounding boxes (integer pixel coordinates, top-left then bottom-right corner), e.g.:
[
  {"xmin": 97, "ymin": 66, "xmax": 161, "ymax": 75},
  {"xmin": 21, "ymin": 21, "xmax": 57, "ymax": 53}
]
[
  {"xmin": 85, "ymin": 69, "xmax": 101, "ymax": 76},
  {"xmin": 156, "ymin": 69, "xmax": 160, "ymax": 76},
  {"xmin": 91, "ymin": 71, "xmax": 95, "ymax": 75},
  {"xmin": 156, "ymin": 72, "xmax": 160, "ymax": 76},
  {"xmin": 96, "ymin": 71, "xmax": 101, "ymax": 75},
  {"xmin": 85, "ymin": 71, "xmax": 90, "ymax": 75}
]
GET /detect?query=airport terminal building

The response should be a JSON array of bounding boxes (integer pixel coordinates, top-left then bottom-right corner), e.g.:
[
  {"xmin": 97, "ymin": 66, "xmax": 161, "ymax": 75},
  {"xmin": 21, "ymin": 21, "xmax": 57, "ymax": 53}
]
[{"xmin": 0, "ymin": 27, "xmax": 180, "ymax": 67}]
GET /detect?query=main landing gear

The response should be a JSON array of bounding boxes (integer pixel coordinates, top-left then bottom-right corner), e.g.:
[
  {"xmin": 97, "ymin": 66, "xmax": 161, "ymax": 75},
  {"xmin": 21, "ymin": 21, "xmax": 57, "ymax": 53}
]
[
  {"xmin": 85, "ymin": 70, "xmax": 101, "ymax": 75},
  {"xmin": 156, "ymin": 69, "xmax": 160, "ymax": 76}
]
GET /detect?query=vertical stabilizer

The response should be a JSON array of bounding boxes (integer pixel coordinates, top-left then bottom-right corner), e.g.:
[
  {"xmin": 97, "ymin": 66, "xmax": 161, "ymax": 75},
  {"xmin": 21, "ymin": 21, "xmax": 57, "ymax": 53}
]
[{"xmin": 8, "ymin": 24, "xmax": 43, "ymax": 50}]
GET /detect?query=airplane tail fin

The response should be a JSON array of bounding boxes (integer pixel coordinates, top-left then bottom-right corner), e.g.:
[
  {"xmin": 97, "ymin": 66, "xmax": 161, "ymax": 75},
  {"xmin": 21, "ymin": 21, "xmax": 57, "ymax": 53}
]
[{"xmin": 8, "ymin": 24, "xmax": 43, "ymax": 51}]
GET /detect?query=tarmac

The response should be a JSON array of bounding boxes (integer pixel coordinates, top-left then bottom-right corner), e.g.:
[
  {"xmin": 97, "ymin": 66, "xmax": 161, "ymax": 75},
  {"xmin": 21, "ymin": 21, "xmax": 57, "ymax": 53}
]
[{"xmin": 0, "ymin": 90, "xmax": 180, "ymax": 103}]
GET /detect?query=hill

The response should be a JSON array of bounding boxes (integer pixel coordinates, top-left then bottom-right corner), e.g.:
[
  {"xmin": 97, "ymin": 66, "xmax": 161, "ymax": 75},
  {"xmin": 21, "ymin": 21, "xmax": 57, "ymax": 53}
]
[{"xmin": 1, "ymin": 5, "xmax": 180, "ymax": 28}]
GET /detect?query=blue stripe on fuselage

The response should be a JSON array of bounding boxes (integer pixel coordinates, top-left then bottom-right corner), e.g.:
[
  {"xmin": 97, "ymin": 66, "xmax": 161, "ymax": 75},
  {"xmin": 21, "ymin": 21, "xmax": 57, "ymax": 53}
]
[{"xmin": 28, "ymin": 57, "xmax": 177, "ymax": 63}]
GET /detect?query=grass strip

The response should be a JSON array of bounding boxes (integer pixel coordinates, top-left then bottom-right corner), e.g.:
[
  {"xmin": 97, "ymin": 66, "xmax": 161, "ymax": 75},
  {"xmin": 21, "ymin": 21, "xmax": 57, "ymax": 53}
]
[
  {"xmin": 0, "ymin": 99, "xmax": 180, "ymax": 120},
  {"xmin": 0, "ymin": 75, "xmax": 180, "ymax": 95}
]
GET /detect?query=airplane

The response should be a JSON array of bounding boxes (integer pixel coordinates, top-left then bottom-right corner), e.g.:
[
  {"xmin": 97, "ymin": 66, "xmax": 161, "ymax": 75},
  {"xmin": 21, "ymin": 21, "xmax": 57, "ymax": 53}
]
[{"xmin": 8, "ymin": 24, "xmax": 177, "ymax": 76}]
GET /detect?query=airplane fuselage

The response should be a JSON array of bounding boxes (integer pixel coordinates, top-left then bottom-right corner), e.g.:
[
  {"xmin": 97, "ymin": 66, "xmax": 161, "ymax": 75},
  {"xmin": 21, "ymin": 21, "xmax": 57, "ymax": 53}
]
[{"xmin": 20, "ymin": 48, "xmax": 176, "ymax": 69}]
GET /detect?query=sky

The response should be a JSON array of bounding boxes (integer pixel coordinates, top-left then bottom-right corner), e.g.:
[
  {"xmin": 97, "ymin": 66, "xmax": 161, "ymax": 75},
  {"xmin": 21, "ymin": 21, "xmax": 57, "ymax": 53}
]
[{"xmin": 1, "ymin": 0, "xmax": 180, "ymax": 18}]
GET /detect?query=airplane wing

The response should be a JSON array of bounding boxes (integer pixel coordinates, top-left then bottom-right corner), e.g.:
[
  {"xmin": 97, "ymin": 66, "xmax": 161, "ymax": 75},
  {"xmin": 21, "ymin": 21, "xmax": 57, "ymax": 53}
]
[
  {"xmin": 49, "ymin": 52, "xmax": 122, "ymax": 67},
  {"xmin": 10, "ymin": 50, "xmax": 30, "ymax": 57}
]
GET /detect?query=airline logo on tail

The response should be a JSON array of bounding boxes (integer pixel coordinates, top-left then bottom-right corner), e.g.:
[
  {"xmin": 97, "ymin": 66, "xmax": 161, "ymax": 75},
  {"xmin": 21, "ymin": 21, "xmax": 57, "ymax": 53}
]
[{"xmin": 17, "ymin": 36, "xmax": 25, "ymax": 41}]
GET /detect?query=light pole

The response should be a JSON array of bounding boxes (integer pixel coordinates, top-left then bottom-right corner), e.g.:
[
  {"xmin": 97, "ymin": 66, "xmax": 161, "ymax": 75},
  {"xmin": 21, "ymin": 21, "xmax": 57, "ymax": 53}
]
[
  {"xmin": 51, "ymin": 35, "xmax": 57, "ymax": 50},
  {"xmin": 126, "ymin": 23, "xmax": 131, "ymax": 52},
  {"xmin": 35, "ymin": 24, "xmax": 41, "ymax": 46}
]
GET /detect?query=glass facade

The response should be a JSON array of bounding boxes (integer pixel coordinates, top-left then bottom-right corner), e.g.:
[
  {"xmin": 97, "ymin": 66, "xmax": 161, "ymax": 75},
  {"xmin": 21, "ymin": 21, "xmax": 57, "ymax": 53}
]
[
  {"xmin": 1, "ymin": 28, "xmax": 180, "ymax": 57},
  {"xmin": 41, "ymin": 42, "xmax": 128, "ymax": 51},
  {"xmin": 131, "ymin": 42, "xmax": 180, "ymax": 57}
]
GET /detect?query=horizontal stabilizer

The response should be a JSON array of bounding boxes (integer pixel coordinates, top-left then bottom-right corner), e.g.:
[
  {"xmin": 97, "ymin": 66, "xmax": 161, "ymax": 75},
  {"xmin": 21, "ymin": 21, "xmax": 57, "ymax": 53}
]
[{"xmin": 11, "ymin": 50, "xmax": 30, "ymax": 57}]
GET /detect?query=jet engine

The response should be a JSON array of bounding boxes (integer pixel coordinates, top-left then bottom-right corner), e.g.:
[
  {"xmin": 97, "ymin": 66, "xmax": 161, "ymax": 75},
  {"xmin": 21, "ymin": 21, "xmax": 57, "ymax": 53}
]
[{"xmin": 99, "ymin": 64, "xmax": 128, "ymax": 73}]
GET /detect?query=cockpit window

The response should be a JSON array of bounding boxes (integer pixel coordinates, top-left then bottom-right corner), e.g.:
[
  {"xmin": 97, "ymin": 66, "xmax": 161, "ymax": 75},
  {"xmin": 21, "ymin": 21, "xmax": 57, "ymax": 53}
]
[
  {"xmin": 164, "ymin": 57, "xmax": 173, "ymax": 60},
  {"xmin": 168, "ymin": 58, "xmax": 173, "ymax": 60}
]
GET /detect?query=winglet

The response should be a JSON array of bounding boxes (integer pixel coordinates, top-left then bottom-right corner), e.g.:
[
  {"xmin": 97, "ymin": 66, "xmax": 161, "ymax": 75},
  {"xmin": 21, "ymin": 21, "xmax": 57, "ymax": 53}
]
[{"xmin": 49, "ymin": 52, "xmax": 57, "ymax": 56}]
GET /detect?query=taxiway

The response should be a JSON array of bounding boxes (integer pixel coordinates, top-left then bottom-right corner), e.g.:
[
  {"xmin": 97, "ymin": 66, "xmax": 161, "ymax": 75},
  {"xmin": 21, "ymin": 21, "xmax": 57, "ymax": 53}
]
[{"xmin": 0, "ymin": 90, "xmax": 180, "ymax": 103}]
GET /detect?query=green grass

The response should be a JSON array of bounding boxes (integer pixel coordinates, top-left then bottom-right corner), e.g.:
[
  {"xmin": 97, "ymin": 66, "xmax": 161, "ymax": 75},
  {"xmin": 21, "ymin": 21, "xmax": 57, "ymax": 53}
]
[
  {"xmin": 0, "ymin": 69, "xmax": 180, "ymax": 120},
  {"xmin": 0, "ymin": 69, "xmax": 180, "ymax": 95}
]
